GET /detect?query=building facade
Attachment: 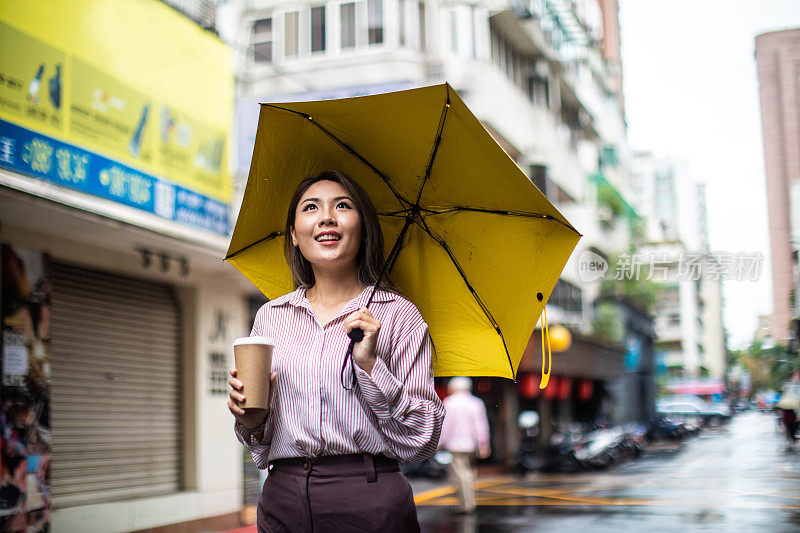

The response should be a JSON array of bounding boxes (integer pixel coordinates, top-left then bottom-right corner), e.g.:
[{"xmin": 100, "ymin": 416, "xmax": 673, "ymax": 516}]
[
  {"xmin": 0, "ymin": 1, "xmax": 255, "ymax": 531},
  {"xmin": 630, "ymin": 153, "xmax": 726, "ymax": 380},
  {"xmin": 755, "ymin": 28, "xmax": 800, "ymax": 347},
  {"xmin": 696, "ymin": 183, "xmax": 727, "ymax": 379}
]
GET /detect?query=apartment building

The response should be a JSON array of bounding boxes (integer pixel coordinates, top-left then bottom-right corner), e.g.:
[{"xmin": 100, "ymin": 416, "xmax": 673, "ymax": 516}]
[{"xmin": 630, "ymin": 153, "xmax": 725, "ymax": 379}]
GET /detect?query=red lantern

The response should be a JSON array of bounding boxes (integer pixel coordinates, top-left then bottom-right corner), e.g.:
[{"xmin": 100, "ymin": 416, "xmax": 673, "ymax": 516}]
[
  {"xmin": 518, "ymin": 374, "xmax": 540, "ymax": 399},
  {"xmin": 578, "ymin": 379, "xmax": 594, "ymax": 401},
  {"xmin": 559, "ymin": 377, "xmax": 572, "ymax": 400},
  {"xmin": 543, "ymin": 376, "xmax": 560, "ymax": 399}
]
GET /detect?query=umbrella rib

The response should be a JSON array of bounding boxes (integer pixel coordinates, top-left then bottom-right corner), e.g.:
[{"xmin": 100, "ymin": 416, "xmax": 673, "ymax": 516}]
[
  {"xmin": 414, "ymin": 85, "xmax": 451, "ymax": 207},
  {"xmin": 422, "ymin": 207, "xmax": 579, "ymax": 234},
  {"xmin": 378, "ymin": 209, "xmax": 414, "ymax": 218},
  {"xmin": 366, "ymin": 215, "xmax": 414, "ymax": 307},
  {"xmin": 225, "ymin": 231, "xmax": 284, "ymax": 260},
  {"xmin": 414, "ymin": 216, "xmax": 517, "ymax": 380},
  {"xmin": 260, "ymin": 103, "xmax": 415, "ymax": 210}
]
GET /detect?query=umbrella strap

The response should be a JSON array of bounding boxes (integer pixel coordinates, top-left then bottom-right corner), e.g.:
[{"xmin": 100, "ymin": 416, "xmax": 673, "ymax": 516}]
[
  {"xmin": 341, "ymin": 337, "xmax": 358, "ymax": 391},
  {"xmin": 539, "ymin": 307, "xmax": 552, "ymax": 389}
]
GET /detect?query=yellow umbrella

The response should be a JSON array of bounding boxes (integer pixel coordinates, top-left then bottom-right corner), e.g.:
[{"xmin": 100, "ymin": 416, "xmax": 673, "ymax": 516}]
[
  {"xmin": 226, "ymin": 83, "xmax": 580, "ymax": 380},
  {"xmin": 777, "ymin": 396, "xmax": 800, "ymax": 410}
]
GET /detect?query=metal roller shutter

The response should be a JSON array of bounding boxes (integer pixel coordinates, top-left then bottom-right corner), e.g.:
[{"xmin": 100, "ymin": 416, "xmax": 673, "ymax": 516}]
[{"xmin": 50, "ymin": 264, "xmax": 182, "ymax": 508}]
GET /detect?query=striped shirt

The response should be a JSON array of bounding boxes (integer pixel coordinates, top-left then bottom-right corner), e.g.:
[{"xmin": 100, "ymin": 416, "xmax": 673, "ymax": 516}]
[{"xmin": 234, "ymin": 286, "xmax": 445, "ymax": 468}]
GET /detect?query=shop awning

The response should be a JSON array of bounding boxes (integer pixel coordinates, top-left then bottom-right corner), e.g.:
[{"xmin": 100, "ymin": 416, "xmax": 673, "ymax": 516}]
[
  {"xmin": 520, "ymin": 330, "xmax": 625, "ymax": 380},
  {"xmin": 666, "ymin": 378, "xmax": 724, "ymax": 396}
]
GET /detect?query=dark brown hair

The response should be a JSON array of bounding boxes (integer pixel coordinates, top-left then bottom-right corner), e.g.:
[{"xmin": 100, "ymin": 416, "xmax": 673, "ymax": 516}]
[{"xmin": 284, "ymin": 169, "xmax": 399, "ymax": 293}]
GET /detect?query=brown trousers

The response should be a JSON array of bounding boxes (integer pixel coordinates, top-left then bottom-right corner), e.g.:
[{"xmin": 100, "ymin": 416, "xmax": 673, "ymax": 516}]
[{"xmin": 257, "ymin": 454, "xmax": 420, "ymax": 533}]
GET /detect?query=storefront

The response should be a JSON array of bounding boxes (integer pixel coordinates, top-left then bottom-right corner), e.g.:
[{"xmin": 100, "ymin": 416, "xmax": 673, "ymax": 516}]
[
  {"xmin": 0, "ymin": 2, "xmax": 253, "ymax": 531},
  {"xmin": 431, "ymin": 330, "xmax": 625, "ymax": 468},
  {"xmin": 0, "ymin": 178, "xmax": 258, "ymax": 533},
  {"xmin": 515, "ymin": 330, "xmax": 626, "ymax": 455}
]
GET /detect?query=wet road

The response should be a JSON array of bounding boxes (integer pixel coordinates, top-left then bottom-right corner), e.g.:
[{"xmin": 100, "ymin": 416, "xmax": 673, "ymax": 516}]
[{"xmin": 414, "ymin": 411, "xmax": 800, "ymax": 532}]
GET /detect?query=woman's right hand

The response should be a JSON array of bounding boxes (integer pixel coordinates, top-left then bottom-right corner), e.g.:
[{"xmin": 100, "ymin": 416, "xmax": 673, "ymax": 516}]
[{"xmin": 228, "ymin": 368, "xmax": 276, "ymax": 430}]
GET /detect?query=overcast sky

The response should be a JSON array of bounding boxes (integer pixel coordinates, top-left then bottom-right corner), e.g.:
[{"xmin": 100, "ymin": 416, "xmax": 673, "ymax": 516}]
[{"xmin": 619, "ymin": 0, "xmax": 800, "ymax": 349}]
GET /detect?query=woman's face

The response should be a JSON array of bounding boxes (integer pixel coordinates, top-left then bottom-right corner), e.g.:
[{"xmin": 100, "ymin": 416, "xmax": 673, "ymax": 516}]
[{"xmin": 291, "ymin": 180, "xmax": 362, "ymax": 274}]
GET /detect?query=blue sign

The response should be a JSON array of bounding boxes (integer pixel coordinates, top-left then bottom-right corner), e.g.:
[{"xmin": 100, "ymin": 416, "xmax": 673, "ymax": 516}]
[
  {"xmin": 655, "ymin": 351, "xmax": 667, "ymax": 375},
  {"xmin": 624, "ymin": 335, "xmax": 642, "ymax": 371},
  {"xmin": 0, "ymin": 119, "xmax": 229, "ymax": 235}
]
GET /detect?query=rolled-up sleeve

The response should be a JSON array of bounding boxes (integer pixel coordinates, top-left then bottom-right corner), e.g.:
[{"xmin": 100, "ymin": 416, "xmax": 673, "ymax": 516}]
[
  {"xmin": 234, "ymin": 420, "xmax": 273, "ymax": 469},
  {"xmin": 355, "ymin": 324, "xmax": 444, "ymax": 462}
]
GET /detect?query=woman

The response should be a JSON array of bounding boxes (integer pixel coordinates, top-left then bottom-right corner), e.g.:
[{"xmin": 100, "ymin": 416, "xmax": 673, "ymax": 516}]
[{"xmin": 228, "ymin": 169, "xmax": 444, "ymax": 532}]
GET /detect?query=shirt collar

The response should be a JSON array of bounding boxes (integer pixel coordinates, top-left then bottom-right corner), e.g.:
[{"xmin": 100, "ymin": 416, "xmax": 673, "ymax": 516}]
[
  {"xmin": 346, "ymin": 285, "xmax": 397, "ymax": 312},
  {"xmin": 283, "ymin": 285, "xmax": 397, "ymax": 312}
]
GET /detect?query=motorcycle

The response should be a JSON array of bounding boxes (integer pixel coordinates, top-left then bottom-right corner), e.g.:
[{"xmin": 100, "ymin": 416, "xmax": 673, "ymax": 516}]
[{"xmin": 400, "ymin": 450, "xmax": 450, "ymax": 479}]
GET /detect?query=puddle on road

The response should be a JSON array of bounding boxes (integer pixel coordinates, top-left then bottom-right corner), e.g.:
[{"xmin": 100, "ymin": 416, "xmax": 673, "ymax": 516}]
[{"xmin": 680, "ymin": 508, "xmax": 725, "ymax": 524}]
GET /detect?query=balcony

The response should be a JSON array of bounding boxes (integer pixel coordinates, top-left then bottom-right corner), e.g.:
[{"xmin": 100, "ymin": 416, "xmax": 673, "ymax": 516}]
[
  {"xmin": 655, "ymin": 322, "xmax": 683, "ymax": 343},
  {"xmin": 458, "ymin": 66, "xmax": 588, "ymax": 203},
  {"xmin": 491, "ymin": 10, "xmax": 560, "ymax": 63}
]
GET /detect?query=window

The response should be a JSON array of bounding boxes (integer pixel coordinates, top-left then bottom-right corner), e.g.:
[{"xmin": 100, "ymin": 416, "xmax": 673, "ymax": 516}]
[
  {"xmin": 550, "ymin": 279, "xmax": 583, "ymax": 314},
  {"xmin": 398, "ymin": 0, "xmax": 406, "ymax": 46},
  {"xmin": 531, "ymin": 164, "xmax": 548, "ymax": 198},
  {"xmin": 418, "ymin": 1, "xmax": 426, "ymax": 51},
  {"xmin": 471, "ymin": 6, "xmax": 477, "ymax": 58},
  {"xmin": 450, "ymin": 10, "xmax": 458, "ymax": 53},
  {"xmin": 657, "ymin": 286, "xmax": 680, "ymax": 307},
  {"xmin": 252, "ymin": 18, "xmax": 273, "ymax": 63},
  {"xmin": 285, "ymin": 11, "xmax": 298, "ymax": 57},
  {"xmin": 368, "ymin": 0, "xmax": 383, "ymax": 45},
  {"xmin": 311, "ymin": 5, "xmax": 326, "ymax": 52},
  {"xmin": 600, "ymin": 146, "xmax": 618, "ymax": 169},
  {"xmin": 341, "ymin": 3, "xmax": 356, "ymax": 49}
]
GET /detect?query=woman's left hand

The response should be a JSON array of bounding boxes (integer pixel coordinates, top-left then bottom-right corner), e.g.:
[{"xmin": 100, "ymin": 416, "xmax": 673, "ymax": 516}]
[{"xmin": 343, "ymin": 307, "xmax": 380, "ymax": 374}]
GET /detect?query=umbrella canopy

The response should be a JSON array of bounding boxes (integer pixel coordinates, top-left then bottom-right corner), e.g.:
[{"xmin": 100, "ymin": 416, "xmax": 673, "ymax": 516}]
[
  {"xmin": 777, "ymin": 396, "xmax": 800, "ymax": 410},
  {"xmin": 226, "ymin": 83, "xmax": 581, "ymax": 379}
]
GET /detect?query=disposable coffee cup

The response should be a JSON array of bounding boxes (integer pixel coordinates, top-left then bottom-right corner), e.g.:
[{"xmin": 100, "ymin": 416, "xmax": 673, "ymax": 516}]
[{"xmin": 233, "ymin": 336, "xmax": 274, "ymax": 410}]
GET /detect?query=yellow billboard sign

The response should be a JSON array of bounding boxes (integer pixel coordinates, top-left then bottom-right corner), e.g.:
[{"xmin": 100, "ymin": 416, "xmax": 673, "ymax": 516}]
[
  {"xmin": 0, "ymin": 0, "xmax": 233, "ymax": 233},
  {"xmin": 0, "ymin": 23, "xmax": 65, "ymax": 134}
]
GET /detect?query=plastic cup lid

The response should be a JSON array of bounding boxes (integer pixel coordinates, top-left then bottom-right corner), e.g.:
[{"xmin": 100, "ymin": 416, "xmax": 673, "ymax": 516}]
[{"xmin": 233, "ymin": 336, "xmax": 275, "ymax": 347}]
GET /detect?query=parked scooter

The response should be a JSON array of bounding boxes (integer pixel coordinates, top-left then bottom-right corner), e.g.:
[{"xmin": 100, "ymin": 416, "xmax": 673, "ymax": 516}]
[
  {"xmin": 518, "ymin": 415, "xmax": 653, "ymax": 474},
  {"xmin": 516, "ymin": 410, "xmax": 546, "ymax": 473},
  {"xmin": 573, "ymin": 427, "xmax": 622, "ymax": 469},
  {"xmin": 400, "ymin": 450, "xmax": 451, "ymax": 479},
  {"xmin": 617, "ymin": 423, "xmax": 648, "ymax": 458},
  {"xmin": 543, "ymin": 424, "xmax": 586, "ymax": 473},
  {"xmin": 646, "ymin": 414, "xmax": 688, "ymax": 441}
]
